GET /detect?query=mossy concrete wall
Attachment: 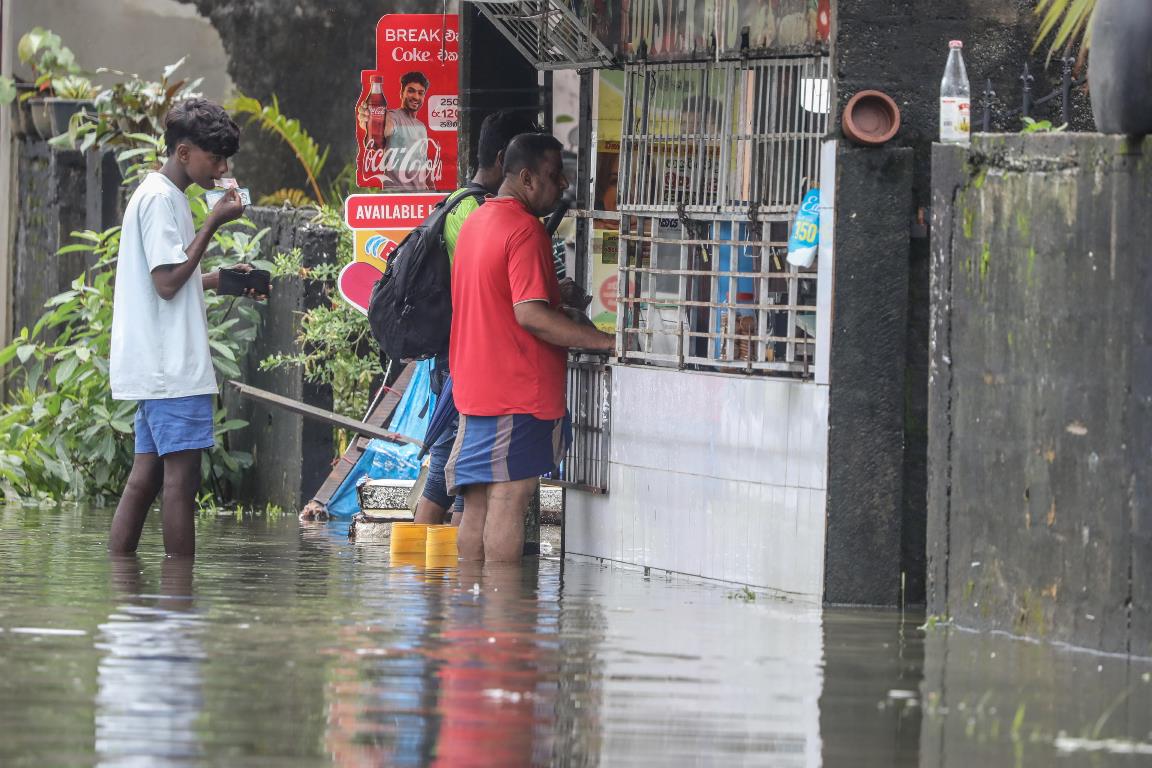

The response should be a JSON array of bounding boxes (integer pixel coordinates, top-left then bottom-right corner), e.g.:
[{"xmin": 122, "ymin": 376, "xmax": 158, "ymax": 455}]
[
  {"xmin": 225, "ymin": 207, "xmax": 337, "ymax": 514},
  {"xmin": 929, "ymin": 134, "xmax": 1152, "ymax": 654},
  {"xmin": 12, "ymin": 141, "xmax": 88, "ymax": 342}
]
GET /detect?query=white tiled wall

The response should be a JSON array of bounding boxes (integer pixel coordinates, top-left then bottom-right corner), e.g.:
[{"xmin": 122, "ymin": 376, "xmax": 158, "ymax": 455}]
[{"xmin": 565, "ymin": 365, "xmax": 830, "ymax": 600}]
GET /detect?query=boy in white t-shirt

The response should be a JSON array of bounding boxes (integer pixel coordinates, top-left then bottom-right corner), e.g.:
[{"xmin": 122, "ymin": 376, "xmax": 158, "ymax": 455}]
[{"xmin": 108, "ymin": 98, "xmax": 265, "ymax": 557}]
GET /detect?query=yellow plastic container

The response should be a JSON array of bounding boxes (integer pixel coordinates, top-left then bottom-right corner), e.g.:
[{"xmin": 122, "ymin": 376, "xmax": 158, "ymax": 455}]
[
  {"xmin": 425, "ymin": 525, "xmax": 459, "ymax": 559},
  {"xmin": 390, "ymin": 522, "xmax": 429, "ymax": 555},
  {"xmin": 389, "ymin": 552, "xmax": 426, "ymax": 569}
]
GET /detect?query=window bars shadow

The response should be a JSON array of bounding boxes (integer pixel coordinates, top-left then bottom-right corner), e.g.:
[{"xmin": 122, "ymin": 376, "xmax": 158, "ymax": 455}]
[{"xmin": 615, "ymin": 57, "xmax": 828, "ymax": 376}]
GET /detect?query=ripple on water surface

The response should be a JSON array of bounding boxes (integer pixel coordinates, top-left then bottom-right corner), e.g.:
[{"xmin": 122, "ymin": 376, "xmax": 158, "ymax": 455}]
[{"xmin": 1, "ymin": 505, "xmax": 1150, "ymax": 767}]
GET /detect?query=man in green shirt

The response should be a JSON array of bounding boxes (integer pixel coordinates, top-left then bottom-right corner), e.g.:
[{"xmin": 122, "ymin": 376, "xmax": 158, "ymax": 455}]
[{"xmin": 416, "ymin": 110, "xmax": 546, "ymax": 526}]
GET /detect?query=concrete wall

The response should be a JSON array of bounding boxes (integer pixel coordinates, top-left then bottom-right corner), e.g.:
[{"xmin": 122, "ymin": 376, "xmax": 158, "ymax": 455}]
[
  {"xmin": 10, "ymin": 142, "xmax": 87, "ymax": 341},
  {"xmin": 833, "ymin": 0, "xmax": 1097, "ymax": 608},
  {"xmin": 6, "ymin": 0, "xmax": 232, "ymax": 98},
  {"xmin": 565, "ymin": 367, "xmax": 830, "ymax": 600},
  {"xmin": 928, "ymin": 135, "xmax": 1152, "ymax": 655},
  {"xmin": 823, "ymin": 144, "xmax": 913, "ymax": 606}
]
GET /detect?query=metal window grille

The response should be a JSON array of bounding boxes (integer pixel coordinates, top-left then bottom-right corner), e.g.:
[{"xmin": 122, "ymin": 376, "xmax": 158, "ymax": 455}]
[
  {"xmin": 615, "ymin": 57, "xmax": 828, "ymax": 375},
  {"xmin": 549, "ymin": 353, "xmax": 611, "ymax": 493},
  {"xmin": 471, "ymin": 1, "xmax": 614, "ymax": 69}
]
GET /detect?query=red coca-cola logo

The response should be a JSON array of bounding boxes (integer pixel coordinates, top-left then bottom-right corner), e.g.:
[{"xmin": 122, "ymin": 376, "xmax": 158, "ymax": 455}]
[{"xmin": 361, "ymin": 139, "xmax": 443, "ymax": 186}]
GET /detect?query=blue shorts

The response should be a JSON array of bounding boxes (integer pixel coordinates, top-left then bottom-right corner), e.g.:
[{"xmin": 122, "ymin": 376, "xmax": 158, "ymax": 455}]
[
  {"xmin": 134, "ymin": 395, "xmax": 215, "ymax": 456},
  {"xmin": 422, "ymin": 410, "xmax": 465, "ymax": 514}
]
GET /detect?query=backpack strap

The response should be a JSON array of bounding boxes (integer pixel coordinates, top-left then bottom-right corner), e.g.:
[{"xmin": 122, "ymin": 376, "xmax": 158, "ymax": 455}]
[{"xmin": 442, "ymin": 181, "xmax": 487, "ymax": 213}]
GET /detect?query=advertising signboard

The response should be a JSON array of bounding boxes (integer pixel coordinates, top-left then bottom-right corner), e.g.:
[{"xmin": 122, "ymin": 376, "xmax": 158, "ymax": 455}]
[
  {"xmin": 355, "ymin": 14, "xmax": 459, "ymax": 191},
  {"xmin": 338, "ymin": 192, "xmax": 445, "ymax": 314}
]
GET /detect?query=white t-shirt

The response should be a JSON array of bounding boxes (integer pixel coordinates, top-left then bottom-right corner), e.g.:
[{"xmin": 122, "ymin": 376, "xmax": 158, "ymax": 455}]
[{"xmin": 110, "ymin": 172, "xmax": 217, "ymax": 401}]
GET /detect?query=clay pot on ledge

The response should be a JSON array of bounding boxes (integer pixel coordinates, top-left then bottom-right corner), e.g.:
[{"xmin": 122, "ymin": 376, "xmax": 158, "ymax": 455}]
[
  {"xmin": 841, "ymin": 90, "xmax": 901, "ymax": 147},
  {"xmin": 1088, "ymin": 0, "xmax": 1152, "ymax": 135}
]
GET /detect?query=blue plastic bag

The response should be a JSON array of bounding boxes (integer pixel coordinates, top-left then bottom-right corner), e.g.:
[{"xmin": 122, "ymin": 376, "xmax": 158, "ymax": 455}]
[
  {"xmin": 787, "ymin": 189, "xmax": 820, "ymax": 268},
  {"xmin": 325, "ymin": 359, "xmax": 437, "ymax": 518}
]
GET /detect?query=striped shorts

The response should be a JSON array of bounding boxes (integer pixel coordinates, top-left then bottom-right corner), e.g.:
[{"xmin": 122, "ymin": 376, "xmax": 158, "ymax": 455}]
[{"xmin": 444, "ymin": 413, "xmax": 571, "ymax": 495}]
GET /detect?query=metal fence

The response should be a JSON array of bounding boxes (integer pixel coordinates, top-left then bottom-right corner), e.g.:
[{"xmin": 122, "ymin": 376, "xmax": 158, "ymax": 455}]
[
  {"xmin": 614, "ymin": 57, "xmax": 827, "ymax": 375},
  {"xmin": 550, "ymin": 353, "xmax": 611, "ymax": 494},
  {"xmin": 976, "ymin": 57, "xmax": 1087, "ymax": 132}
]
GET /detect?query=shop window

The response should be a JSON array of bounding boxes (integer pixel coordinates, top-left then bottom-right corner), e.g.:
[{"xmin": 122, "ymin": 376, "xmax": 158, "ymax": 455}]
[{"xmin": 613, "ymin": 57, "xmax": 829, "ymax": 376}]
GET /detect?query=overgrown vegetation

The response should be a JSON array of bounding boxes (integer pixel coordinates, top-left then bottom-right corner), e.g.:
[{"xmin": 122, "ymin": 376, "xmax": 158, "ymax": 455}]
[
  {"xmin": 1, "ymin": 32, "xmax": 383, "ymax": 502},
  {"xmin": 261, "ymin": 246, "xmax": 384, "ymax": 423},
  {"xmin": 0, "ymin": 205, "xmax": 268, "ymax": 503},
  {"xmin": 227, "ymin": 93, "xmax": 330, "ymax": 205}
]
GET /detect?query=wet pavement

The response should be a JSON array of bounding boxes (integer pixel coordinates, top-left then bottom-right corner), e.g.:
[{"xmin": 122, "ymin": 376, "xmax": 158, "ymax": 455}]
[{"xmin": 1, "ymin": 505, "xmax": 1151, "ymax": 767}]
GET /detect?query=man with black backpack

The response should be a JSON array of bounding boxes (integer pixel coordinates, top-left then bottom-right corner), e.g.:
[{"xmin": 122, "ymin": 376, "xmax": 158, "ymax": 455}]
[{"xmin": 394, "ymin": 111, "xmax": 546, "ymax": 527}]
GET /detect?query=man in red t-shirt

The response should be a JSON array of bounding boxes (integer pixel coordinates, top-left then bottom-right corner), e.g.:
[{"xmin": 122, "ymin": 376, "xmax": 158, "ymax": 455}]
[{"xmin": 446, "ymin": 133, "xmax": 614, "ymax": 561}]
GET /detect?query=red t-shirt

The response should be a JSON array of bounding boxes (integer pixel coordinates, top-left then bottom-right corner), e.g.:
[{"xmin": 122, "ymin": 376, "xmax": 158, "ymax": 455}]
[{"xmin": 449, "ymin": 197, "xmax": 567, "ymax": 419}]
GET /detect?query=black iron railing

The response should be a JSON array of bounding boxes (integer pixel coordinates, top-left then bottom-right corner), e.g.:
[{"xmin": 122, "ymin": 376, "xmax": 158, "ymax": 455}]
[{"xmin": 977, "ymin": 57, "xmax": 1087, "ymax": 132}]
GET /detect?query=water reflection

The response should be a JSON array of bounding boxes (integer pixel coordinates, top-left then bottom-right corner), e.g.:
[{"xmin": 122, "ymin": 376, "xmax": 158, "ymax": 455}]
[
  {"xmin": 1, "ymin": 507, "xmax": 1152, "ymax": 766},
  {"xmin": 97, "ymin": 555, "xmax": 203, "ymax": 767}
]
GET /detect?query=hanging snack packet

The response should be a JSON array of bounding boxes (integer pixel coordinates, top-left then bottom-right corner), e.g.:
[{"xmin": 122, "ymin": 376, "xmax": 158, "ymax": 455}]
[{"xmin": 786, "ymin": 188, "xmax": 820, "ymax": 268}]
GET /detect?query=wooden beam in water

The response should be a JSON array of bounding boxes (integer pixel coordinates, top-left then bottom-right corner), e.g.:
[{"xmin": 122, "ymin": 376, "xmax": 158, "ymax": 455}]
[{"xmin": 228, "ymin": 380, "xmax": 424, "ymax": 449}]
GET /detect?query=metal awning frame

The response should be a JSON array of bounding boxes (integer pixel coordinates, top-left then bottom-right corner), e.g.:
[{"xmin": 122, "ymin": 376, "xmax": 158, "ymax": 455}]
[{"xmin": 467, "ymin": 0, "xmax": 615, "ymax": 70}]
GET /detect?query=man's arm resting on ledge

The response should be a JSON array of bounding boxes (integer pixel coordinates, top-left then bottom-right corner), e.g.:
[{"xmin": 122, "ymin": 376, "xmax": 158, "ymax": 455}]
[{"xmin": 514, "ymin": 300, "xmax": 614, "ymax": 352}]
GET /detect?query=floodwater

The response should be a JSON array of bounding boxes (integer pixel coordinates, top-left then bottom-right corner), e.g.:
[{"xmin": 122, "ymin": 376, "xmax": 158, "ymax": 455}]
[{"xmin": 1, "ymin": 506, "xmax": 1150, "ymax": 767}]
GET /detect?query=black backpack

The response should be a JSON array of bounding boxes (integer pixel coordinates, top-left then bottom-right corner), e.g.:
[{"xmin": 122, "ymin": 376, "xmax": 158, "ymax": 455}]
[{"xmin": 368, "ymin": 184, "xmax": 486, "ymax": 361}]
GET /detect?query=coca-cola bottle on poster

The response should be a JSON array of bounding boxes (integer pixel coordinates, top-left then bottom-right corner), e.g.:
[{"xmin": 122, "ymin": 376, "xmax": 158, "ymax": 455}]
[{"xmin": 367, "ymin": 75, "xmax": 388, "ymax": 148}]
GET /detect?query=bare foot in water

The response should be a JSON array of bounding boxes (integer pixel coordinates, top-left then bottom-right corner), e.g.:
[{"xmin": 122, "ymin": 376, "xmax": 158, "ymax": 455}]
[{"xmin": 299, "ymin": 500, "xmax": 330, "ymax": 521}]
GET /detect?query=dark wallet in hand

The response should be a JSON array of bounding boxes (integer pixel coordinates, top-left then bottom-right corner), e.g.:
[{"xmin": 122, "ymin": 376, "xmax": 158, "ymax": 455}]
[{"xmin": 218, "ymin": 268, "xmax": 271, "ymax": 297}]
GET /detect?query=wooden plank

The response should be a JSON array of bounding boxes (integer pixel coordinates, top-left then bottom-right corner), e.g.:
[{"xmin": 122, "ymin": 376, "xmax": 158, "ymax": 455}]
[{"xmin": 228, "ymin": 380, "xmax": 424, "ymax": 449}]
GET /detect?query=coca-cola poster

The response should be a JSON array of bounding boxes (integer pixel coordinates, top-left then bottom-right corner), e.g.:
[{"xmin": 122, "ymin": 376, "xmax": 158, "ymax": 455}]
[{"xmin": 356, "ymin": 14, "xmax": 459, "ymax": 192}]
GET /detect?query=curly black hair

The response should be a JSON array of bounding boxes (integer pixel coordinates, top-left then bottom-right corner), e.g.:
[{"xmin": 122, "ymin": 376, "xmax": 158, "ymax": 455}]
[
  {"xmin": 400, "ymin": 71, "xmax": 430, "ymax": 90},
  {"xmin": 163, "ymin": 98, "xmax": 241, "ymax": 157}
]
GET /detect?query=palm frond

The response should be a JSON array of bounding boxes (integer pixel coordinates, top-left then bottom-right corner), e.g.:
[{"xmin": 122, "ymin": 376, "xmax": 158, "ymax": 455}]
[
  {"xmin": 1034, "ymin": 0, "xmax": 1096, "ymax": 62},
  {"xmin": 227, "ymin": 93, "xmax": 329, "ymax": 206}
]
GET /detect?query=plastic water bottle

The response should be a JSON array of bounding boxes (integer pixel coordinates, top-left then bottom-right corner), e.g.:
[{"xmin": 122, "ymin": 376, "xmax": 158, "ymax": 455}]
[{"xmin": 940, "ymin": 40, "xmax": 971, "ymax": 145}]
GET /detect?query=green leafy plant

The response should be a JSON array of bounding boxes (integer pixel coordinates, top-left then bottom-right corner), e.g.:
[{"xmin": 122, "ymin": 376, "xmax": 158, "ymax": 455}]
[
  {"xmin": 1035, "ymin": 0, "xmax": 1096, "ymax": 61},
  {"xmin": 52, "ymin": 59, "xmax": 201, "ymax": 155},
  {"xmin": 0, "ymin": 77, "xmax": 18, "ymax": 105},
  {"xmin": 50, "ymin": 74, "xmax": 95, "ymax": 100},
  {"xmin": 227, "ymin": 93, "xmax": 330, "ymax": 205},
  {"xmin": 17, "ymin": 27, "xmax": 82, "ymax": 95},
  {"xmin": 260, "ymin": 239, "xmax": 384, "ymax": 423},
  {"xmin": 0, "ymin": 208, "xmax": 268, "ymax": 503},
  {"xmin": 1020, "ymin": 117, "xmax": 1068, "ymax": 134}
]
